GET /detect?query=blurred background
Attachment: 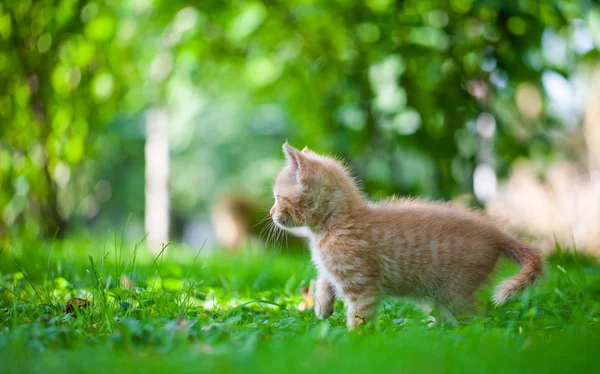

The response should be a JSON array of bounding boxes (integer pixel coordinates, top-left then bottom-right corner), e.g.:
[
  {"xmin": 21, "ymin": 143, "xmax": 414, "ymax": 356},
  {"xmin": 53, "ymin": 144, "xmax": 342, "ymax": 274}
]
[{"xmin": 1, "ymin": 0, "xmax": 599, "ymax": 255}]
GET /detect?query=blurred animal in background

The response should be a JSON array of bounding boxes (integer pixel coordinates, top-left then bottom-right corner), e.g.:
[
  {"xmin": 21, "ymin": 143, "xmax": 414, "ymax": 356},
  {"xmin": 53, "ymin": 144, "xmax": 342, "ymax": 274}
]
[
  {"xmin": 211, "ymin": 194, "xmax": 305, "ymax": 252},
  {"xmin": 211, "ymin": 195, "xmax": 255, "ymax": 251}
]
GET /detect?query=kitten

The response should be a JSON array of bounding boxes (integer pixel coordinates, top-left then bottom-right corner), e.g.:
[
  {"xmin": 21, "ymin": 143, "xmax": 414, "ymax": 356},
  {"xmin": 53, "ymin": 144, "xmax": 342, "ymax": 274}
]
[{"xmin": 270, "ymin": 143, "xmax": 543, "ymax": 330}]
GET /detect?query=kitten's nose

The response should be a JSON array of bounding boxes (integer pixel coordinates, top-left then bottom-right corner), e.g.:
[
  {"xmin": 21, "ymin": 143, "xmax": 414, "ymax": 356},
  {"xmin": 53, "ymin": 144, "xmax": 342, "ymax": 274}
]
[{"xmin": 269, "ymin": 208, "xmax": 274, "ymax": 217}]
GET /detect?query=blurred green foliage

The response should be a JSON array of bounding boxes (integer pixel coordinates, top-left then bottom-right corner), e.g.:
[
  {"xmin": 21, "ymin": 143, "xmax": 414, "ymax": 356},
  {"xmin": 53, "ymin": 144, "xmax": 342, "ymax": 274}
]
[{"xmin": 1, "ymin": 0, "xmax": 599, "ymax": 239}]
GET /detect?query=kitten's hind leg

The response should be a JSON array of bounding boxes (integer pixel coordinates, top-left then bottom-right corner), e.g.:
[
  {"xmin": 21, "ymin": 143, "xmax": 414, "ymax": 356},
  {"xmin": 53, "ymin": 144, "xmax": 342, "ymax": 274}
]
[
  {"xmin": 427, "ymin": 297, "xmax": 477, "ymax": 327},
  {"xmin": 314, "ymin": 275, "xmax": 335, "ymax": 319},
  {"xmin": 430, "ymin": 300, "xmax": 459, "ymax": 327},
  {"xmin": 420, "ymin": 298, "xmax": 459, "ymax": 328}
]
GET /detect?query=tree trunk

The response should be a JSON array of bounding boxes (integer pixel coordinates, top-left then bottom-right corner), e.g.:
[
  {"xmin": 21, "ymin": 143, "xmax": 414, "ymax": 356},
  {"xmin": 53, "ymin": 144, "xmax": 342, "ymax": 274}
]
[{"xmin": 145, "ymin": 108, "xmax": 170, "ymax": 252}]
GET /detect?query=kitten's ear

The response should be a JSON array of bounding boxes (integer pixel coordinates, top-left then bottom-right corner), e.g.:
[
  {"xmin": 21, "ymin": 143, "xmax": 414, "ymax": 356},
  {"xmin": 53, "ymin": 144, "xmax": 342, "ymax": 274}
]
[
  {"xmin": 283, "ymin": 142, "xmax": 308, "ymax": 178},
  {"xmin": 301, "ymin": 146, "xmax": 313, "ymax": 155}
]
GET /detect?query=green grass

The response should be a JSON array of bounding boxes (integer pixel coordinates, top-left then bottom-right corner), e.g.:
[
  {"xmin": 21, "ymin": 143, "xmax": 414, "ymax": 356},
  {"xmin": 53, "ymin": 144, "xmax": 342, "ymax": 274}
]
[{"xmin": 1, "ymin": 234, "xmax": 600, "ymax": 373}]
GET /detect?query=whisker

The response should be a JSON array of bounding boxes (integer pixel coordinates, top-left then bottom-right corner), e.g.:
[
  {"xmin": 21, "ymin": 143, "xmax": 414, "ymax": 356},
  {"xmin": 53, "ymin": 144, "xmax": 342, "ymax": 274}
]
[
  {"xmin": 259, "ymin": 220, "xmax": 273, "ymax": 243},
  {"xmin": 272, "ymin": 225, "xmax": 280, "ymax": 249},
  {"xmin": 253, "ymin": 215, "xmax": 271, "ymax": 229},
  {"xmin": 268, "ymin": 222, "xmax": 276, "ymax": 247},
  {"xmin": 278, "ymin": 227, "xmax": 283, "ymax": 247},
  {"xmin": 266, "ymin": 222, "xmax": 276, "ymax": 248},
  {"xmin": 273, "ymin": 224, "xmax": 282, "ymax": 249},
  {"xmin": 273, "ymin": 227, "xmax": 281, "ymax": 249},
  {"xmin": 276, "ymin": 226, "xmax": 287, "ymax": 250},
  {"xmin": 265, "ymin": 223, "xmax": 272, "ymax": 246}
]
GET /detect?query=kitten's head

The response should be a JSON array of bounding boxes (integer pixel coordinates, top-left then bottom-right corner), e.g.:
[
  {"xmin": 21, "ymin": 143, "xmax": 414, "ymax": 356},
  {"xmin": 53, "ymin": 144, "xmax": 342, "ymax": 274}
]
[{"xmin": 270, "ymin": 143, "xmax": 363, "ymax": 232}]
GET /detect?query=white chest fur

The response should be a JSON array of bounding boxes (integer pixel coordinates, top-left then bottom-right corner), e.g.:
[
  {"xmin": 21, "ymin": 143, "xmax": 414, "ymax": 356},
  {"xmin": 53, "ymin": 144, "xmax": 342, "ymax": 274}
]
[{"xmin": 308, "ymin": 235, "xmax": 346, "ymax": 295}]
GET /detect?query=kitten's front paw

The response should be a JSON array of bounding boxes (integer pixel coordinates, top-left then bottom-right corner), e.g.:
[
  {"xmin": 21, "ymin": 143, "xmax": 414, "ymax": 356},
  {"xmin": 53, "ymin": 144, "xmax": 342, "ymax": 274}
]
[{"xmin": 314, "ymin": 299, "xmax": 334, "ymax": 319}]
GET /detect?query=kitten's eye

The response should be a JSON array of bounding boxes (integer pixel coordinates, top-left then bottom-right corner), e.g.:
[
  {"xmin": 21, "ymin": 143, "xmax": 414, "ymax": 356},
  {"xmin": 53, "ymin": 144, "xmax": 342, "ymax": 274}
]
[{"xmin": 274, "ymin": 194, "xmax": 280, "ymax": 201}]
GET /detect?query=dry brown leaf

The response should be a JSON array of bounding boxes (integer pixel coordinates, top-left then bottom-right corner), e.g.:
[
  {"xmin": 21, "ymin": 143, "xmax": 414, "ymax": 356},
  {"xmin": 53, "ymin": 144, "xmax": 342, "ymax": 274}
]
[
  {"xmin": 297, "ymin": 279, "xmax": 315, "ymax": 312},
  {"xmin": 120, "ymin": 275, "xmax": 134, "ymax": 290},
  {"xmin": 64, "ymin": 298, "xmax": 91, "ymax": 314}
]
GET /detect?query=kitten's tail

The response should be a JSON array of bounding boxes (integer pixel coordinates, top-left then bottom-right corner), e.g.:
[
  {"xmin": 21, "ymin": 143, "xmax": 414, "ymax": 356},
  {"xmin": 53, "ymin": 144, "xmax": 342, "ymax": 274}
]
[{"xmin": 493, "ymin": 243, "xmax": 543, "ymax": 306}]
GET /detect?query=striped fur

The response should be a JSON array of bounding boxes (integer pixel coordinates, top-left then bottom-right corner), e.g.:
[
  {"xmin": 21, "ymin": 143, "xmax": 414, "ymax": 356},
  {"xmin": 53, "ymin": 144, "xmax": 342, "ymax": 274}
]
[{"xmin": 270, "ymin": 143, "xmax": 543, "ymax": 330}]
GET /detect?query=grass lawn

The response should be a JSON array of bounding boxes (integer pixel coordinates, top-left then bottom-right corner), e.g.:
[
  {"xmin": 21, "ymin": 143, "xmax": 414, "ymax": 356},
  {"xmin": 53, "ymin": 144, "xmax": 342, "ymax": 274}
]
[{"xmin": 1, "ymin": 234, "xmax": 599, "ymax": 373}]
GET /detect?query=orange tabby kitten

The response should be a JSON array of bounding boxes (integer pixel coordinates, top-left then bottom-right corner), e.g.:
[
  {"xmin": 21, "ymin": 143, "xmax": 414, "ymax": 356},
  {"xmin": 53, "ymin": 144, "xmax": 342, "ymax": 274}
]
[{"xmin": 270, "ymin": 143, "xmax": 543, "ymax": 330}]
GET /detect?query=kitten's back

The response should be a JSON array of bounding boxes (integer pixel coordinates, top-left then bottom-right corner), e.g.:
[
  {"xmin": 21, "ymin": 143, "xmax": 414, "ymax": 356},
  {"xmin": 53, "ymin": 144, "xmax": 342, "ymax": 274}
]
[{"xmin": 364, "ymin": 198, "xmax": 535, "ymax": 306}]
